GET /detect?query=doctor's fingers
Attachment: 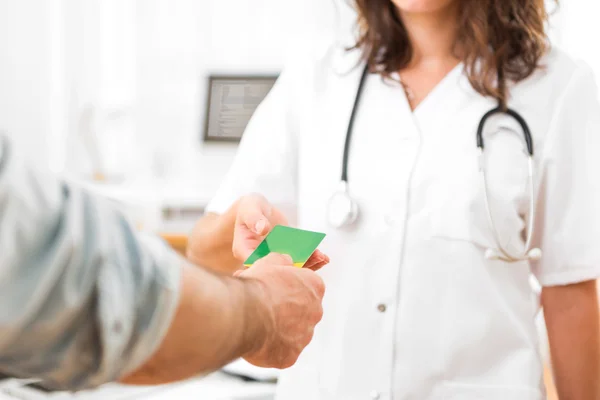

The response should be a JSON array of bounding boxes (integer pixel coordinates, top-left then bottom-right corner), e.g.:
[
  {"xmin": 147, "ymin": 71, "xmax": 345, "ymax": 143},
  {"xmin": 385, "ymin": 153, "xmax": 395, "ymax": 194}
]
[
  {"xmin": 303, "ymin": 250, "xmax": 330, "ymax": 272},
  {"xmin": 306, "ymin": 260, "xmax": 329, "ymax": 272},
  {"xmin": 237, "ymin": 194, "xmax": 275, "ymax": 235}
]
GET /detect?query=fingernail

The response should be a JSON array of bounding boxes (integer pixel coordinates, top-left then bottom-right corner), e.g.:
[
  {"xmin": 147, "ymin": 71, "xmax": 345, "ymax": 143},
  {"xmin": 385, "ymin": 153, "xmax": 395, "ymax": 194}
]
[
  {"xmin": 282, "ymin": 254, "xmax": 293, "ymax": 264},
  {"xmin": 254, "ymin": 219, "xmax": 266, "ymax": 234}
]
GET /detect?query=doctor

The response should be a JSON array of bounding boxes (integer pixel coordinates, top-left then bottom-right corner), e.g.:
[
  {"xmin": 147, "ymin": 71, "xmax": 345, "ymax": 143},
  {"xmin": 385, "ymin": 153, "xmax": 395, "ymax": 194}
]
[{"xmin": 188, "ymin": 0, "xmax": 600, "ymax": 399}]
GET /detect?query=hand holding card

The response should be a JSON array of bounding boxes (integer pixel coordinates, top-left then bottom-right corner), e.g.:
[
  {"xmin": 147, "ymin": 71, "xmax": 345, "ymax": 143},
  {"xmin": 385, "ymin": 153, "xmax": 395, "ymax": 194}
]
[
  {"xmin": 244, "ymin": 225, "xmax": 327, "ymax": 269},
  {"xmin": 232, "ymin": 195, "xmax": 329, "ymax": 271}
]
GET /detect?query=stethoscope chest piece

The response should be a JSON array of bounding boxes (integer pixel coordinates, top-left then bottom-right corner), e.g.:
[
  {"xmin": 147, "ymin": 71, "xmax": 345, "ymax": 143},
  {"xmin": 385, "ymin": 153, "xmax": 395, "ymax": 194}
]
[{"xmin": 327, "ymin": 181, "xmax": 359, "ymax": 228}]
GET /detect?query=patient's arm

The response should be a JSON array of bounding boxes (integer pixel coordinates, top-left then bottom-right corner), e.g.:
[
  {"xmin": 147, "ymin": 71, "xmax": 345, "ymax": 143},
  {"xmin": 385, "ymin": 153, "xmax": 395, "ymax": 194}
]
[{"xmin": 0, "ymin": 136, "xmax": 324, "ymax": 390}]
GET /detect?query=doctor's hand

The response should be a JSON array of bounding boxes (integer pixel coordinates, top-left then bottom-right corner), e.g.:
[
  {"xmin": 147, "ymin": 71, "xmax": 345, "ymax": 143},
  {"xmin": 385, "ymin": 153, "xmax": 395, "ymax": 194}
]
[
  {"xmin": 237, "ymin": 253, "xmax": 325, "ymax": 369},
  {"xmin": 233, "ymin": 194, "xmax": 329, "ymax": 271}
]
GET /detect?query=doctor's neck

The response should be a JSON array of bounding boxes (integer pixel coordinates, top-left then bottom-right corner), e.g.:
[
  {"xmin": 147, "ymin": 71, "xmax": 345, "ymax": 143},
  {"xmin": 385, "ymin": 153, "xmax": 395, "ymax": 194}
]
[{"xmin": 397, "ymin": 3, "xmax": 461, "ymax": 67}]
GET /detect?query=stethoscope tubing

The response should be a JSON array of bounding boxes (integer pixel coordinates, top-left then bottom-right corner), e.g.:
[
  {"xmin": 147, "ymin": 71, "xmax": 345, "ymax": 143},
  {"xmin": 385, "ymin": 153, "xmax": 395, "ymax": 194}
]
[{"xmin": 328, "ymin": 64, "xmax": 541, "ymax": 263}]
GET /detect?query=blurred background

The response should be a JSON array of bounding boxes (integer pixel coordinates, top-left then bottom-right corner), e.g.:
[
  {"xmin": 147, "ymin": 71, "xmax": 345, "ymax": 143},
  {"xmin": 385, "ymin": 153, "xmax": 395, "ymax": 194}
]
[
  {"xmin": 0, "ymin": 0, "xmax": 357, "ymax": 240},
  {"xmin": 0, "ymin": 0, "xmax": 598, "ymax": 398}
]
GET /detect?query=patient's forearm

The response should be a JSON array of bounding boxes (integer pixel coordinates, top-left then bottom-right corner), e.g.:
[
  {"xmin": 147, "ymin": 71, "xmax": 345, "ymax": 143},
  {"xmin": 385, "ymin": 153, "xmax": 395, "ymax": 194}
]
[
  {"xmin": 121, "ymin": 263, "xmax": 266, "ymax": 385},
  {"xmin": 187, "ymin": 204, "xmax": 241, "ymax": 274}
]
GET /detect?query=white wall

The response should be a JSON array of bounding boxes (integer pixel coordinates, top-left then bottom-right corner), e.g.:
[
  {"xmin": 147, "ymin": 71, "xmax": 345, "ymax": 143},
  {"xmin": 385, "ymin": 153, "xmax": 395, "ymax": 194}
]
[
  {"xmin": 0, "ymin": 0, "xmax": 59, "ymax": 167},
  {"xmin": 60, "ymin": 0, "xmax": 140, "ymax": 180},
  {"xmin": 0, "ymin": 0, "xmax": 346, "ymax": 196},
  {"xmin": 553, "ymin": 1, "xmax": 600, "ymax": 78},
  {"xmin": 0, "ymin": 0, "xmax": 351, "ymax": 189}
]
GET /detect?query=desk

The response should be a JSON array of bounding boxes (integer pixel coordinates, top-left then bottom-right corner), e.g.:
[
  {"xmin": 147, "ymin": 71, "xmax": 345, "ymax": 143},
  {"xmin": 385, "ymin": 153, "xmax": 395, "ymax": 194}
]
[
  {"xmin": 66, "ymin": 177, "xmax": 210, "ymax": 235},
  {"xmin": 0, "ymin": 373, "xmax": 275, "ymax": 400},
  {"xmin": 161, "ymin": 233, "xmax": 189, "ymax": 255}
]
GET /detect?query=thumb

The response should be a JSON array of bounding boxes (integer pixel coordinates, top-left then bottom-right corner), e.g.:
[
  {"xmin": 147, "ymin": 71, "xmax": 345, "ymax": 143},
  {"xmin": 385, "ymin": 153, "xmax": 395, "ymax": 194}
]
[{"xmin": 239, "ymin": 195, "xmax": 273, "ymax": 235}]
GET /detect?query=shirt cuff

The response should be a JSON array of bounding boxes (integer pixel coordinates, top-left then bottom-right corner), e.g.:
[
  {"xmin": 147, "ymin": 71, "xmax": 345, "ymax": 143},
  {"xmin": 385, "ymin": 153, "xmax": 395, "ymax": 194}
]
[
  {"xmin": 119, "ymin": 234, "xmax": 182, "ymax": 377},
  {"xmin": 536, "ymin": 265, "xmax": 600, "ymax": 287}
]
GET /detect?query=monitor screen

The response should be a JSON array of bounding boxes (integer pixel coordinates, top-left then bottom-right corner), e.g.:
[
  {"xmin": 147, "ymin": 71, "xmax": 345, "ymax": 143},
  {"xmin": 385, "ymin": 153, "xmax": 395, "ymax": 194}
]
[{"xmin": 203, "ymin": 75, "xmax": 278, "ymax": 142}]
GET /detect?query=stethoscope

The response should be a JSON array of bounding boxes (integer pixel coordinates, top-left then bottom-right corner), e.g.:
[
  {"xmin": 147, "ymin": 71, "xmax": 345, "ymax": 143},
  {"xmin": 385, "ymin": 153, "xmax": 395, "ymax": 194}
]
[{"xmin": 326, "ymin": 65, "xmax": 542, "ymax": 263}]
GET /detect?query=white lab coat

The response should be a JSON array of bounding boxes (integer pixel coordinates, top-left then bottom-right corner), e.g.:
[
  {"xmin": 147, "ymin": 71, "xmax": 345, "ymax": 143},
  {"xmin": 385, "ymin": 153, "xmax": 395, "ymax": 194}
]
[{"xmin": 206, "ymin": 42, "xmax": 600, "ymax": 400}]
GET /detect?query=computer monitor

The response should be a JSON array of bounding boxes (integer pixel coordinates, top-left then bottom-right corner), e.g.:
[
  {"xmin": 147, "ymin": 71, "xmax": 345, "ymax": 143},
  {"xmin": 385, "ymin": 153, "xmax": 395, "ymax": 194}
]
[{"xmin": 203, "ymin": 75, "xmax": 278, "ymax": 143}]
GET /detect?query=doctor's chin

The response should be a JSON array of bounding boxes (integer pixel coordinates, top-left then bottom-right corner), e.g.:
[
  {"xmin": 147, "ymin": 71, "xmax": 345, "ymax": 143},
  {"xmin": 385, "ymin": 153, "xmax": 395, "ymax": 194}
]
[{"xmin": 1, "ymin": 0, "xmax": 600, "ymax": 399}]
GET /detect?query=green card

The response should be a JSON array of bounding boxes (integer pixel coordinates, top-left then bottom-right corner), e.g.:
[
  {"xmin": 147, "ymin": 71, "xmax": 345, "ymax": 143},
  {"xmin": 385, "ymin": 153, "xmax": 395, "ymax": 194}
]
[{"xmin": 244, "ymin": 225, "xmax": 326, "ymax": 268}]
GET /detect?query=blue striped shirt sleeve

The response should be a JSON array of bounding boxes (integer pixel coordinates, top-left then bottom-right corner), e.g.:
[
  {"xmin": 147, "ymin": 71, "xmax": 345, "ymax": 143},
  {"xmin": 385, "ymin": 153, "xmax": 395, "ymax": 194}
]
[{"xmin": 0, "ymin": 135, "xmax": 181, "ymax": 390}]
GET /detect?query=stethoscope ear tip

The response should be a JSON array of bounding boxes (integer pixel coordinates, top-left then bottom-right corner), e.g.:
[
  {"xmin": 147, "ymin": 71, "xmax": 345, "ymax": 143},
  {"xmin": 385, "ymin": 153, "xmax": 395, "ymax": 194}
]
[
  {"xmin": 484, "ymin": 247, "xmax": 542, "ymax": 262},
  {"xmin": 527, "ymin": 248, "xmax": 542, "ymax": 261},
  {"xmin": 484, "ymin": 248, "xmax": 497, "ymax": 260}
]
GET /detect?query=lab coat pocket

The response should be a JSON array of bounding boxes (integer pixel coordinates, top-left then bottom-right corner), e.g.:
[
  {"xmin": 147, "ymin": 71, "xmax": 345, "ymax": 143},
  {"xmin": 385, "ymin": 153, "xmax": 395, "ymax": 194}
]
[
  {"xmin": 429, "ymin": 175, "xmax": 525, "ymax": 256},
  {"xmin": 430, "ymin": 178, "xmax": 542, "ymax": 395},
  {"xmin": 433, "ymin": 381, "xmax": 544, "ymax": 400}
]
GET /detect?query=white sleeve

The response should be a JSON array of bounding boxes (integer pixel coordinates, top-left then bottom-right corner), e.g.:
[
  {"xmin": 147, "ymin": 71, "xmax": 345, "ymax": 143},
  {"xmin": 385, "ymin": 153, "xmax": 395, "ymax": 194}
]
[
  {"xmin": 205, "ymin": 63, "xmax": 300, "ymax": 221},
  {"xmin": 532, "ymin": 63, "xmax": 600, "ymax": 286}
]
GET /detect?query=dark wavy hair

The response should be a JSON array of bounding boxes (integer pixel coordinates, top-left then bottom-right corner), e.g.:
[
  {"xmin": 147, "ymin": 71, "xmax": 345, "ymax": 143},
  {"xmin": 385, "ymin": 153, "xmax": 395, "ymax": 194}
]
[{"xmin": 352, "ymin": 0, "xmax": 553, "ymax": 107}]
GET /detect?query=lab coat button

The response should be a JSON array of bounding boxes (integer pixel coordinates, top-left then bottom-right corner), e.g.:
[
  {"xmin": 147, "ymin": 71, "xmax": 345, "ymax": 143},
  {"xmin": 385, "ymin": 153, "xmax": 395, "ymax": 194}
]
[
  {"xmin": 377, "ymin": 304, "xmax": 387, "ymax": 313},
  {"xmin": 370, "ymin": 390, "xmax": 381, "ymax": 400}
]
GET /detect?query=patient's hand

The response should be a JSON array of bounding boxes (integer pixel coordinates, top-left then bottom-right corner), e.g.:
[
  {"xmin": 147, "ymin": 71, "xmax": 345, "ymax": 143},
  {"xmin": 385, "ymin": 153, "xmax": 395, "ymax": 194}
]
[{"xmin": 233, "ymin": 194, "xmax": 329, "ymax": 271}]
